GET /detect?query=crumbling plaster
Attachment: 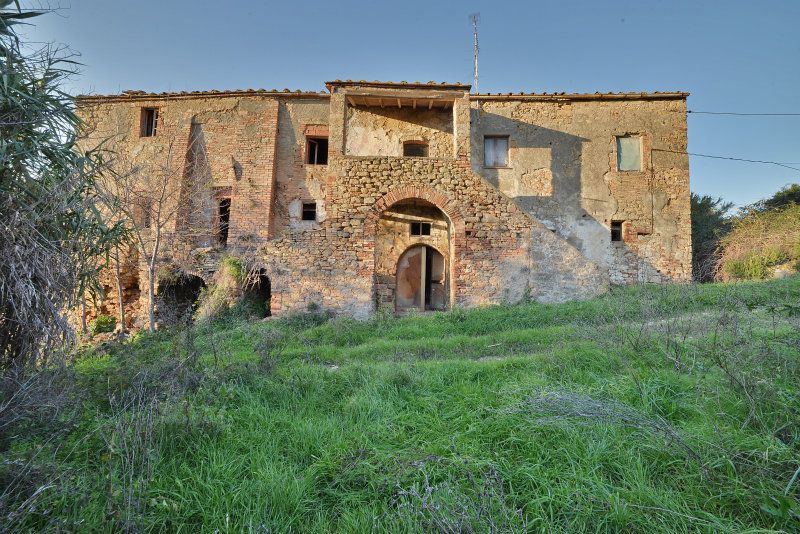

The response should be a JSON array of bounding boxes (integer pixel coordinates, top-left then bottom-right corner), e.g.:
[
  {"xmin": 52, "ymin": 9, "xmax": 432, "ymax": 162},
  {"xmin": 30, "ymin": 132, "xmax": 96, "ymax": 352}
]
[{"xmin": 77, "ymin": 84, "xmax": 690, "ymax": 328}]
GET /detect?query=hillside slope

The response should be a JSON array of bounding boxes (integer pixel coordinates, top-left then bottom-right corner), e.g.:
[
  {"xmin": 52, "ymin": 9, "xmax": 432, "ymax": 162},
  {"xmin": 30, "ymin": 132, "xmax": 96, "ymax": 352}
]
[{"xmin": 8, "ymin": 277, "xmax": 800, "ymax": 532}]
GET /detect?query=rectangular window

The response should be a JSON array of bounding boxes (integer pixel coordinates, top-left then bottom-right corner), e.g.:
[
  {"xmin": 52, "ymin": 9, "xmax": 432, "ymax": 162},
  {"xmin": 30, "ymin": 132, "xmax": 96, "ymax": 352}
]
[
  {"xmin": 140, "ymin": 108, "xmax": 158, "ymax": 137},
  {"xmin": 616, "ymin": 135, "xmax": 641, "ymax": 171},
  {"xmin": 301, "ymin": 201, "xmax": 317, "ymax": 221},
  {"xmin": 133, "ymin": 198, "xmax": 152, "ymax": 228},
  {"xmin": 306, "ymin": 137, "xmax": 328, "ymax": 165},
  {"xmin": 611, "ymin": 221, "xmax": 623, "ymax": 242},
  {"xmin": 484, "ymin": 136, "xmax": 509, "ymax": 167},
  {"xmin": 410, "ymin": 222, "xmax": 432, "ymax": 236},
  {"xmin": 217, "ymin": 198, "xmax": 231, "ymax": 247},
  {"xmin": 403, "ymin": 142, "xmax": 428, "ymax": 157}
]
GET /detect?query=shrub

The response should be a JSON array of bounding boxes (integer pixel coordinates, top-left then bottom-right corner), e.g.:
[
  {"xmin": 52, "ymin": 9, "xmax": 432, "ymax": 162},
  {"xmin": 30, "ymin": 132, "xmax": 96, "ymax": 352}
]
[
  {"xmin": 719, "ymin": 204, "xmax": 800, "ymax": 280},
  {"xmin": 91, "ymin": 314, "xmax": 117, "ymax": 335},
  {"xmin": 724, "ymin": 248, "xmax": 790, "ymax": 280}
]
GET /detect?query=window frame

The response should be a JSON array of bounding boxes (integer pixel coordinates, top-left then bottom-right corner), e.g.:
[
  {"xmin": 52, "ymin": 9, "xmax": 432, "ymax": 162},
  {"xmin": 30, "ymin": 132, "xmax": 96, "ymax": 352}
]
[
  {"xmin": 615, "ymin": 135, "xmax": 642, "ymax": 172},
  {"xmin": 410, "ymin": 222, "xmax": 432, "ymax": 236},
  {"xmin": 483, "ymin": 135, "xmax": 510, "ymax": 168},
  {"xmin": 140, "ymin": 107, "xmax": 159, "ymax": 137},
  {"xmin": 306, "ymin": 137, "xmax": 329, "ymax": 165}
]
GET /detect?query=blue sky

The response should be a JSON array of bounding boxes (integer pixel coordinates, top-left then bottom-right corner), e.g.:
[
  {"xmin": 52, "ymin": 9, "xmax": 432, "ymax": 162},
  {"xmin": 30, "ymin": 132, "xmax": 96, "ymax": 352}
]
[{"xmin": 26, "ymin": 0, "xmax": 799, "ymax": 207}]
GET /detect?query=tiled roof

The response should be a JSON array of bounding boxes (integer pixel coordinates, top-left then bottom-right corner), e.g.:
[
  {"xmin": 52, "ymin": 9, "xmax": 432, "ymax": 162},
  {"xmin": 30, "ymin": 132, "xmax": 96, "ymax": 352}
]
[
  {"xmin": 76, "ymin": 88, "xmax": 329, "ymax": 102},
  {"xmin": 474, "ymin": 91, "xmax": 688, "ymax": 100},
  {"xmin": 77, "ymin": 86, "xmax": 688, "ymax": 103},
  {"xmin": 325, "ymin": 80, "xmax": 471, "ymax": 91}
]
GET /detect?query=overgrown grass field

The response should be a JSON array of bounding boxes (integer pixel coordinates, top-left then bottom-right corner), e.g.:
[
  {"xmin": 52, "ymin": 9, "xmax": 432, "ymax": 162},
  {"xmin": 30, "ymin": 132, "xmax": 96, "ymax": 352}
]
[{"xmin": 9, "ymin": 277, "xmax": 800, "ymax": 532}]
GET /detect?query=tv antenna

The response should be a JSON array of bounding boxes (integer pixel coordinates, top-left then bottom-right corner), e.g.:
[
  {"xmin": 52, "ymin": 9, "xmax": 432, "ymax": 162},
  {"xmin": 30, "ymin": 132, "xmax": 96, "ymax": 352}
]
[{"xmin": 470, "ymin": 13, "xmax": 480, "ymax": 93}]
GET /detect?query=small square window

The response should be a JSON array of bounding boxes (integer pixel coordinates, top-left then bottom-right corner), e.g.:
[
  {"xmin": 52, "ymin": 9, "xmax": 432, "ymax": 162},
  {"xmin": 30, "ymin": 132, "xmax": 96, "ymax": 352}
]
[
  {"xmin": 410, "ymin": 222, "xmax": 431, "ymax": 236},
  {"xmin": 616, "ymin": 136, "xmax": 641, "ymax": 171},
  {"xmin": 611, "ymin": 221, "xmax": 623, "ymax": 242},
  {"xmin": 306, "ymin": 137, "xmax": 328, "ymax": 165},
  {"xmin": 403, "ymin": 142, "xmax": 428, "ymax": 157},
  {"xmin": 140, "ymin": 108, "xmax": 158, "ymax": 137},
  {"xmin": 484, "ymin": 136, "xmax": 509, "ymax": 167},
  {"xmin": 301, "ymin": 202, "xmax": 317, "ymax": 221}
]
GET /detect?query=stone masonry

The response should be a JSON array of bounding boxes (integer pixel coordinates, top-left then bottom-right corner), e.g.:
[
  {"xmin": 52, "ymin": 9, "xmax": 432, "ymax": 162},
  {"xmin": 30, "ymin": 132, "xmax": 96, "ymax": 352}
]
[{"xmin": 77, "ymin": 80, "xmax": 691, "ymax": 326}]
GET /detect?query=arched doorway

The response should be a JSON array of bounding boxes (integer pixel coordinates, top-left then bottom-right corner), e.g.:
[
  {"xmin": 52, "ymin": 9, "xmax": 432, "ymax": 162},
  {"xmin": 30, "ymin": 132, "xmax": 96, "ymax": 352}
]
[
  {"xmin": 374, "ymin": 198, "xmax": 452, "ymax": 313},
  {"xmin": 396, "ymin": 245, "xmax": 447, "ymax": 312}
]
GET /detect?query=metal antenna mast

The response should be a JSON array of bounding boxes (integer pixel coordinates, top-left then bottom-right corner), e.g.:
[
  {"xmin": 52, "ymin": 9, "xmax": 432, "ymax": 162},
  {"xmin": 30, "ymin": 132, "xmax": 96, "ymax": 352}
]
[{"xmin": 470, "ymin": 13, "xmax": 480, "ymax": 93}]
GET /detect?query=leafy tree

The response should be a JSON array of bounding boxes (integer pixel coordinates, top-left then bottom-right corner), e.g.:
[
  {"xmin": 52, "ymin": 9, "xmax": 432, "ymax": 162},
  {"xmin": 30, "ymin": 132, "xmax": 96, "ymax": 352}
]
[
  {"xmin": 751, "ymin": 183, "xmax": 800, "ymax": 212},
  {"xmin": 690, "ymin": 193, "xmax": 733, "ymax": 281},
  {"xmin": 0, "ymin": 2, "xmax": 121, "ymax": 368}
]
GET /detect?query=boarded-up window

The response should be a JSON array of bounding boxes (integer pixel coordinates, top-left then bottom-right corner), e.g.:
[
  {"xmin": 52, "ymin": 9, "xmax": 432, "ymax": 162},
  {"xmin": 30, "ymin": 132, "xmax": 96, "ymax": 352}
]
[
  {"xmin": 616, "ymin": 136, "xmax": 641, "ymax": 171},
  {"xmin": 484, "ymin": 136, "xmax": 509, "ymax": 167},
  {"xmin": 133, "ymin": 198, "xmax": 152, "ymax": 228}
]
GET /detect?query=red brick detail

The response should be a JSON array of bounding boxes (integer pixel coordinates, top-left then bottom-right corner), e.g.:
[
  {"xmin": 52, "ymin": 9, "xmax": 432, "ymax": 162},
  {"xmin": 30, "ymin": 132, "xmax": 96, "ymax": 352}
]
[
  {"xmin": 303, "ymin": 124, "xmax": 329, "ymax": 137},
  {"xmin": 364, "ymin": 185, "xmax": 466, "ymax": 238}
]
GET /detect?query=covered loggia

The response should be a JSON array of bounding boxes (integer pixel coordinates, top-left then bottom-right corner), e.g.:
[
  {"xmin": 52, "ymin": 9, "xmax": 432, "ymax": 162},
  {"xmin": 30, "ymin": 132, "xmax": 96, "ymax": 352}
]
[{"xmin": 373, "ymin": 198, "xmax": 451, "ymax": 313}]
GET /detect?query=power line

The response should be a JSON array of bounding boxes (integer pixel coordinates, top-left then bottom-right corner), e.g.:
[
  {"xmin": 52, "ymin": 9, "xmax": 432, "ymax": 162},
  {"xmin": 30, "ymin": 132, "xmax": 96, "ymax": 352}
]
[
  {"xmin": 686, "ymin": 110, "xmax": 800, "ymax": 116},
  {"xmin": 652, "ymin": 149, "xmax": 800, "ymax": 172}
]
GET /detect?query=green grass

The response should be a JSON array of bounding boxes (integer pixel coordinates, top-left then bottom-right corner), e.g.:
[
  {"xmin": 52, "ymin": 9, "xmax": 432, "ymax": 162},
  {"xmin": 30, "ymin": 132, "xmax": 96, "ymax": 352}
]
[{"xmin": 11, "ymin": 277, "xmax": 800, "ymax": 532}]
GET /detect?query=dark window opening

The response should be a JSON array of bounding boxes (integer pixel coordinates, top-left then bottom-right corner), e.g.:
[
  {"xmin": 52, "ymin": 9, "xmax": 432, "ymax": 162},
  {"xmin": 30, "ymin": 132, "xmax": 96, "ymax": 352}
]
[
  {"xmin": 243, "ymin": 269, "xmax": 271, "ymax": 318},
  {"xmin": 302, "ymin": 202, "xmax": 317, "ymax": 221},
  {"xmin": 156, "ymin": 274, "xmax": 206, "ymax": 326},
  {"xmin": 403, "ymin": 141, "xmax": 428, "ymax": 158},
  {"xmin": 140, "ymin": 108, "xmax": 158, "ymax": 137},
  {"xmin": 217, "ymin": 198, "xmax": 231, "ymax": 247},
  {"xmin": 611, "ymin": 221, "xmax": 623, "ymax": 242},
  {"xmin": 410, "ymin": 222, "xmax": 432, "ymax": 236},
  {"xmin": 306, "ymin": 137, "xmax": 328, "ymax": 165}
]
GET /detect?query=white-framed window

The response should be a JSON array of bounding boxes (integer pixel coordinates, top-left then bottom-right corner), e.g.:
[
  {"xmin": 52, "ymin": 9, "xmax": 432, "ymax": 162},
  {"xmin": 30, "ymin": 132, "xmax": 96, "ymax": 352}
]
[
  {"xmin": 484, "ymin": 136, "xmax": 509, "ymax": 167},
  {"xmin": 616, "ymin": 135, "xmax": 642, "ymax": 171}
]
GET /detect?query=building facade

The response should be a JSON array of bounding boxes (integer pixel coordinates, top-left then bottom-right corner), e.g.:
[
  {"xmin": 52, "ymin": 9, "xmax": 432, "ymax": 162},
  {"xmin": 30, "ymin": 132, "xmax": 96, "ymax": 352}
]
[{"xmin": 78, "ymin": 80, "xmax": 691, "ymax": 325}]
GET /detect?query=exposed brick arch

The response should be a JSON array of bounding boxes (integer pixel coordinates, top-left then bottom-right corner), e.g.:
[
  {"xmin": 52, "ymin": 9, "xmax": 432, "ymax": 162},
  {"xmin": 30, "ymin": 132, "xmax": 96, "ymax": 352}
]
[
  {"xmin": 368, "ymin": 185, "xmax": 466, "ymax": 312},
  {"xmin": 364, "ymin": 185, "xmax": 466, "ymax": 239}
]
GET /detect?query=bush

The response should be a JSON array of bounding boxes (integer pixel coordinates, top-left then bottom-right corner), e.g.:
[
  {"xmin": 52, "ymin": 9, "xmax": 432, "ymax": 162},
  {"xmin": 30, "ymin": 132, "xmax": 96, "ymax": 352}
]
[
  {"xmin": 724, "ymin": 248, "xmax": 790, "ymax": 280},
  {"xmin": 91, "ymin": 314, "xmax": 117, "ymax": 335},
  {"xmin": 719, "ymin": 204, "xmax": 800, "ymax": 280}
]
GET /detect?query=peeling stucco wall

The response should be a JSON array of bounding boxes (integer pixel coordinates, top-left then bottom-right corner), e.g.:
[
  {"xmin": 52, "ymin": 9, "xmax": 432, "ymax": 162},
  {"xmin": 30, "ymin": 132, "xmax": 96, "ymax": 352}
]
[
  {"xmin": 77, "ymin": 85, "xmax": 689, "ymax": 327},
  {"xmin": 345, "ymin": 106, "xmax": 453, "ymax": 158},
  {"xmin": 471, "ymin": 97, "xmax": 691, "ymax": 284}
]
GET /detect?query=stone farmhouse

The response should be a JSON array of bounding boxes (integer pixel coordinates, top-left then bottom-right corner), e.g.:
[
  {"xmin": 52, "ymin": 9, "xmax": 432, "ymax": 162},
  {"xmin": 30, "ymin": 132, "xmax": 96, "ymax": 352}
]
[{"xmin": 77, "ymin": 80, "xmax": 691, "ymax": 326}]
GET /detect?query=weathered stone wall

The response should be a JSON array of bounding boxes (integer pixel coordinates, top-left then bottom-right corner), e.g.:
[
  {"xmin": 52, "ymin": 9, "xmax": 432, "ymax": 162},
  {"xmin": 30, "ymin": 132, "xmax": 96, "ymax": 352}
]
[
  {"xmin": 471, "ymin": 96, "xmax": 691, "ymax": 284},
  {"xmin": 76, "ymin": 85, "xmax": 689, "ymax": 328}
]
